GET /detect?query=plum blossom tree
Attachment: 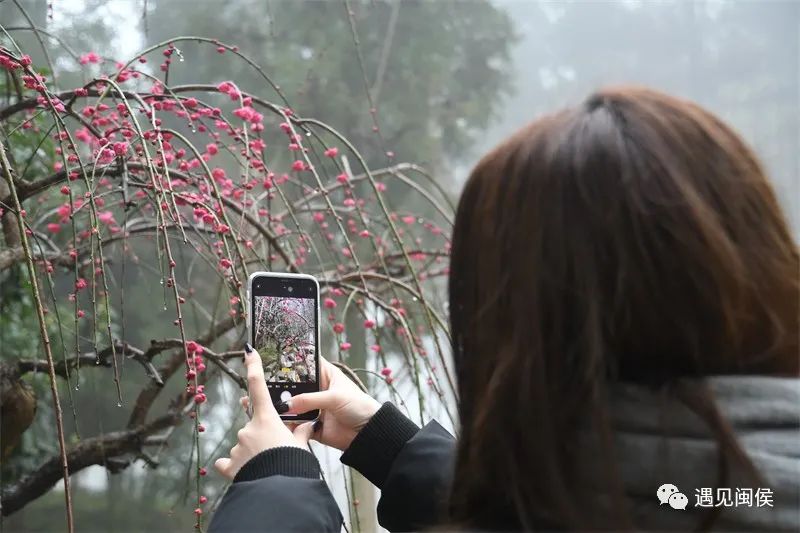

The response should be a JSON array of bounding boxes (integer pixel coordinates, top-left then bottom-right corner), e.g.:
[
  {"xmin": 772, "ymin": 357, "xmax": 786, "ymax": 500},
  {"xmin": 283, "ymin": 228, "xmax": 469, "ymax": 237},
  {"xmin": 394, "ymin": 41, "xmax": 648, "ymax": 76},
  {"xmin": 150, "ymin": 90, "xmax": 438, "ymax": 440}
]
[{"xmin": 0, "ymin": 25, "xmax": 455, "ymax": 532}]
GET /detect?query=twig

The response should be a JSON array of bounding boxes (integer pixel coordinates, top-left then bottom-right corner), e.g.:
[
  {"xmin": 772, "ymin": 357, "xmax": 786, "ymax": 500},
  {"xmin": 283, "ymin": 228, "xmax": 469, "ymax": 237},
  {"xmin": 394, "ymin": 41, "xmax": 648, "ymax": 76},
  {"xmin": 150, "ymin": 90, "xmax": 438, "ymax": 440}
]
[
  {"xmin": 0, "ymin": 140, "xmax": 74, "ymax": 532},
  {"xmin": 371, "ymin": 0, "xmax": 400, "ymax": 106}
]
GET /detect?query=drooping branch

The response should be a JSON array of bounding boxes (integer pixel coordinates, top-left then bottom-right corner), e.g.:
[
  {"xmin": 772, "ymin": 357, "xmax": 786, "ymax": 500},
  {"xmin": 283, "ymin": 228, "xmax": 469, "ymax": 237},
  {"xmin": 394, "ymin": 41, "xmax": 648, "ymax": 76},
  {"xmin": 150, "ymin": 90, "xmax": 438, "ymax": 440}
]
[
  {"xmin": 0, "ymin": 140, "xmax": 74, "ymax": 531},
  {"xmin": 371, "ymin": 0, "xmax": 401, "ymax": 106},
  {"xmin": 0, "ymin": 161, "xmax": 299, "ymax": 273}
]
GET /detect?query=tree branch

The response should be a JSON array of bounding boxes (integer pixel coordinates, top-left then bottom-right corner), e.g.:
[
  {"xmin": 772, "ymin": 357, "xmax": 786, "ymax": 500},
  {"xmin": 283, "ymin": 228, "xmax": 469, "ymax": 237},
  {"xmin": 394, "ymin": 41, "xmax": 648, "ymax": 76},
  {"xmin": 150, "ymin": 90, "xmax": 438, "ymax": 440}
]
[
  {"xmin": 0, "ymin": 162, "xmax": 299, "ymax": 275},
  {"xmin": 0, "ymin": 246, "xmax": 92, "ymax": 272},
  {"xmin": 15, "ymin": 341, "xmax": 164, "ymax": 385},
  {"xmin": 0, "ymin": 412, "xmax": 181, "ymax": 517},
  {"xmin": 126, "ymin": 349, "xmax": 185, "ymax": 429},
  {"xmin": 0, "ymin": 139, "xmax": 73, "ymax": 530},
  {"xmin": 371, "ymin": 0, "xmax": 401, "ymax": 106},
  {"xmin": 0, "ymin": 175, "xmax": 21, "ymax": 248},
  {"xmin": 126, "ymin": 315, "xmax": 237, "ymax": 429}
]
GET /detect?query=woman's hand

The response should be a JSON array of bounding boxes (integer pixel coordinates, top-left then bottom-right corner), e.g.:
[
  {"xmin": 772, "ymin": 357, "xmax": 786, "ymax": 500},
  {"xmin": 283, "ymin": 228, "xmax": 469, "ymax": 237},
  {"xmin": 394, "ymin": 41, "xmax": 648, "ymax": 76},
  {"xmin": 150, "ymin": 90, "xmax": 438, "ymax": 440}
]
[
  {"xmin": 214, "ymin": 344, "xmax": 313, "ymax": 480},
  {"xmin": 285, "ymin": 357, "xmax": 381, "ymax": 451}
]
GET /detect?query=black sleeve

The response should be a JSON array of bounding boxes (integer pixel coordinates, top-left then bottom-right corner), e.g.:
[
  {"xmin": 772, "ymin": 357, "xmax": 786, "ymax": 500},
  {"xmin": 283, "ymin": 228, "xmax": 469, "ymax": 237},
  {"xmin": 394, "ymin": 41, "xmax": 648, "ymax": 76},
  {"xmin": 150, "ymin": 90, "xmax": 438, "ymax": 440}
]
[
  {"xmin": 209, "ymin": 446, "xmax": 343, "ymax": 533},
  {"xmin": 341, "ymin": 402, "xmax": 457, "ymax": 531}
]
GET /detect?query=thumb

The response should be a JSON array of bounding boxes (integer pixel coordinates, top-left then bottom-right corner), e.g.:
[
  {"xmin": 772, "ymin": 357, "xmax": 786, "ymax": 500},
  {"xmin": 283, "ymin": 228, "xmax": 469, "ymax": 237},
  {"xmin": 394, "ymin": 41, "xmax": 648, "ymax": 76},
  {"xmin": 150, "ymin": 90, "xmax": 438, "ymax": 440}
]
[
  {"xmin": 214, "ymin": 457, "xmax": 233, "ymax": 479},
  {"xmin": 287, "ymin": 390, "xmax": 339, "ymax": 414},
  {"xmin": 292, "ymin": 421, "xmax": 315, "ymax": 447}
]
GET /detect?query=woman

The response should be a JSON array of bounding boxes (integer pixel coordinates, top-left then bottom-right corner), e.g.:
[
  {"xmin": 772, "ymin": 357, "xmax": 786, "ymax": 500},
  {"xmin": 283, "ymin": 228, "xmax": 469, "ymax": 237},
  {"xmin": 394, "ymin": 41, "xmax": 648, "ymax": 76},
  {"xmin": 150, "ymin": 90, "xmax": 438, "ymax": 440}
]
[{"xmin": 209, "ymin": 87, "xmax": 799, "ymax": 532}]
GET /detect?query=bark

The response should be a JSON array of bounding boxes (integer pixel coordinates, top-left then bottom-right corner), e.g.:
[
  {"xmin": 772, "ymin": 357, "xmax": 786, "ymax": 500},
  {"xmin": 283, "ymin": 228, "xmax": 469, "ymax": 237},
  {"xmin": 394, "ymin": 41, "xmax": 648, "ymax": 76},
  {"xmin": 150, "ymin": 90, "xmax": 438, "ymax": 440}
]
[{"xmin": 0, "ymin": 413, "xmax": 180, "ymax": 516}]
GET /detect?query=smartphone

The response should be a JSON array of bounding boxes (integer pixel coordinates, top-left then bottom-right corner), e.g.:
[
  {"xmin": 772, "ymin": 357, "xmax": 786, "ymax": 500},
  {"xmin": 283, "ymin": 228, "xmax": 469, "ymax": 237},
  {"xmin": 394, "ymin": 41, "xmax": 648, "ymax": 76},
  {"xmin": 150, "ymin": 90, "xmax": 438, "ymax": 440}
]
[{"xmin": 247, "ymin": 272, "xmax": 320, "ymax": 420}]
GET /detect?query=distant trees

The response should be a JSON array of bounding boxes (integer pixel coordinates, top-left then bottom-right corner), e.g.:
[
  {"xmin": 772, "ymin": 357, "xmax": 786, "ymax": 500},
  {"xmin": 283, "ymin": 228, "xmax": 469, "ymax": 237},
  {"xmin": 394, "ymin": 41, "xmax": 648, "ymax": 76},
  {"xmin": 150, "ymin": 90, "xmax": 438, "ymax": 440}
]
[{"xmin": 146, "ymin": 0, "xmax": 516, "ymax": 171}]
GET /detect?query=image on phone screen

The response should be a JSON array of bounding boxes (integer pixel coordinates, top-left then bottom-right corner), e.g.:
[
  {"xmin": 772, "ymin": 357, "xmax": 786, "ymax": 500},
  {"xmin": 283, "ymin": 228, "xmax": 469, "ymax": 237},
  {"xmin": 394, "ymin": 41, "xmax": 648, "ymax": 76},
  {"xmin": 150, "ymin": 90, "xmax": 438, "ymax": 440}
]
[{"xmin": 252, "ymin": 295, "xmax": 317, "ymax": 383}]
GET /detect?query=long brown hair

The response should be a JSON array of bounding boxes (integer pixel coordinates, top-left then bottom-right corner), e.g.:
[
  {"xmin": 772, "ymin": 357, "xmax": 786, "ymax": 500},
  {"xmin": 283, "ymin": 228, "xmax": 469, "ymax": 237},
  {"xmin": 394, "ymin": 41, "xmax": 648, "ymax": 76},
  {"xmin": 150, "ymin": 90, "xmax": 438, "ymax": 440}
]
[{"xmin": 447, "ymin": 86, "xmax": 799, "ymax": 530}]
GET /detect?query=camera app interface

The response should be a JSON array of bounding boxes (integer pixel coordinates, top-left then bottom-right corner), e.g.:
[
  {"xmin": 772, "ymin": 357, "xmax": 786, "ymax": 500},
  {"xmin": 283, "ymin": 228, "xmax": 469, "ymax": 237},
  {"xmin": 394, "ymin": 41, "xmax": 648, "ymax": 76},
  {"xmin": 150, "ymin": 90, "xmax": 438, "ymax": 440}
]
[{"xmin": 253, "ymin": 295, "xmax": 317, "ymax": 383}]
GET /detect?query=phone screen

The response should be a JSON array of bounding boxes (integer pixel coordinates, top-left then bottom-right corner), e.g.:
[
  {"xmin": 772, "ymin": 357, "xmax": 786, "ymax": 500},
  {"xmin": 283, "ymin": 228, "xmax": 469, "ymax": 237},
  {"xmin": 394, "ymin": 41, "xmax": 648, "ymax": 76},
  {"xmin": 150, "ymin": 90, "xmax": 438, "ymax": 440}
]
[{"xmin": 251, "ymin": 275, "xmax": 319, "ymax": 419}]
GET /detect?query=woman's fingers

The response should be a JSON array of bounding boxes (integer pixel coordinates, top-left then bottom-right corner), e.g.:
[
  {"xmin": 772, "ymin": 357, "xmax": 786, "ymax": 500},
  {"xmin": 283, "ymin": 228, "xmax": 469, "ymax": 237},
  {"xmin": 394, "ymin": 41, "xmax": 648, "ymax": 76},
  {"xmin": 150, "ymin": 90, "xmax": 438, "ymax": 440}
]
[
  {"xmin": 292, "ymin": 421, "xmax": 315, "ymax": 447},
  {"xmin": 318, "ymin": 356, "xmax": 334, "ymax": 390},
  {"xmin": 287, "ymin": 390, "xmax": 339, "ymax": 414},
  {"xmin": 244, "ymin": 346, "xmax": 275, "ymax": 419},
  {"xmin": 214, "ymin": 457, "xmax": 233, "ymax": 479},
  {"xmin": 240, "ymin": 396, "xmax": 253, "ymax": 419}
]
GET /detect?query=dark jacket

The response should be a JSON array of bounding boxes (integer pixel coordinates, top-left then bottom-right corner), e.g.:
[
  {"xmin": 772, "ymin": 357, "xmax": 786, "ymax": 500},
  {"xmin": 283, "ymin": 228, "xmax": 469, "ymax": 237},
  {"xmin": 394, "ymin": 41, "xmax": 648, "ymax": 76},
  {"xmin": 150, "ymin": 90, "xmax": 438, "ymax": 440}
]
[
  {"xmin": 210, "ymin": 377, "xmax": 800, "ymax": 532},
  {"xmin": 208, "ymin": 402, "xmax": 455, "ymax": 532}
]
